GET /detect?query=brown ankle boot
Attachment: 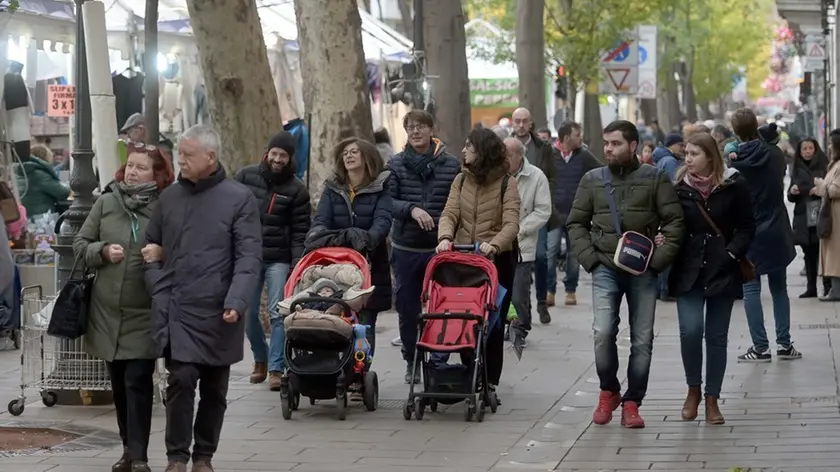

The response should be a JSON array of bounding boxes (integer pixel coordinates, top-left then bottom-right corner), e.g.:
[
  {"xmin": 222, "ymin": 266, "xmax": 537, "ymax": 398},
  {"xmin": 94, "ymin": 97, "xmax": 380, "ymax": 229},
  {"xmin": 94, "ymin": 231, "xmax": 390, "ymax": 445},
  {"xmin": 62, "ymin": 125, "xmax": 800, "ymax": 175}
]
[
  {"xmin": 250, "ymin": 362, "xmax": 267, "ymax": 384},
  {"xmin": 681, "ymin": 386, "xmax": 702, "ymax": 420},
  {"xmin": 705, "ymin": 395, "xmax": 725, "ymax": 425}
]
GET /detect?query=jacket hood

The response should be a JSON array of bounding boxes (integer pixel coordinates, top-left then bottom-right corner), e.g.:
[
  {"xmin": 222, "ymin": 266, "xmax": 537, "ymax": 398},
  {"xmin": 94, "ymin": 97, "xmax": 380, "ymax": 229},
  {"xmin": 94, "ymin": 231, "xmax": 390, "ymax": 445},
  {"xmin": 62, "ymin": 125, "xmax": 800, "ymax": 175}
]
[
  {"xmin": 405, "ymin": 137, "xmax": 447, "ymax": 158},
  {"xmin": 733, "ymin": 139, "xmax": 772, "ymax": 168},
  {"xmin": 21, "ymin": 157, "xmax": 58, "ymax": 176},
  {"xmin": 326, "ymin": 170, "xmax": 391, "ymax": 195},
  {"xmin": 652, "ymin": 146, "xmax": 676, "ymax": 164}
]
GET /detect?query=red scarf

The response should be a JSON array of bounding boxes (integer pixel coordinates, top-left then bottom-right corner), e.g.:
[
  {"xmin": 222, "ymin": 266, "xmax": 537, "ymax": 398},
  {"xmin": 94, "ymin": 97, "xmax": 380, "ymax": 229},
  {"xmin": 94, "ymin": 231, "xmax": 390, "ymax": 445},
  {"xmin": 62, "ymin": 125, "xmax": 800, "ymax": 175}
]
[{"xmin": 686, "ymin": 172, "xmax": 715, "ymax": 200}]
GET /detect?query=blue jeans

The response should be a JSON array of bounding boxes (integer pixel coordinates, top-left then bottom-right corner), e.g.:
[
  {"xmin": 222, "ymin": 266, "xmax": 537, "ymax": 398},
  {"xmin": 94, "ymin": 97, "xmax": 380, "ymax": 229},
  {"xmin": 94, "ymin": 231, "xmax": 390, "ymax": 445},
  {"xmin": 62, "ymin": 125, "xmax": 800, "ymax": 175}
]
[
  {"xmin": 591, "ymin": 265, "xmax": 657, "ymax": 404},
  {"xmin": 658, "ymin": 267, "xmax": 671, "ymax": 298},
  {"xmin": 676, "ymin": 289, "xmax": 735, "ymax": 398},
  {"xmin": 560, "ymin": 228, "xmax": 579, "ymax": 293},
  {"xmin": 743, "ymin": 268, "xmax": 791, "ymax": 352},
  {"xmin": 535, "ymin": 226, "xmax": 561, "ymax": 301},
  {"xmin": 246, "ymin": 262, "xmax": 290, "ymax": 372}
]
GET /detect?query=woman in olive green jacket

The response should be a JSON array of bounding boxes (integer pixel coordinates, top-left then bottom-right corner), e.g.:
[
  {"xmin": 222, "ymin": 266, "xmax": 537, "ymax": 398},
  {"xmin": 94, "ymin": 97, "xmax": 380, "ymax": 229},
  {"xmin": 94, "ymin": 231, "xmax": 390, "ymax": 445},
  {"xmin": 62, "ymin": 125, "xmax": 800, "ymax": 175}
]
[{"xmin": 73, "ymin": 144, "xmax": 173, "ymax": 472}]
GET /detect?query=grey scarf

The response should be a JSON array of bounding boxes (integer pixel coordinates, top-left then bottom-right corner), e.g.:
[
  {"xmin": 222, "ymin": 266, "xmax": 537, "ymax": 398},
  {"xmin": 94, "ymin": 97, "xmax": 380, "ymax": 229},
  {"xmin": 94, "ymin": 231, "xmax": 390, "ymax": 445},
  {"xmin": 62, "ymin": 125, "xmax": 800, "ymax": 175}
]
[{"xmin": 117, "ymin": 181, "xmax": 158, "ymax": 210}]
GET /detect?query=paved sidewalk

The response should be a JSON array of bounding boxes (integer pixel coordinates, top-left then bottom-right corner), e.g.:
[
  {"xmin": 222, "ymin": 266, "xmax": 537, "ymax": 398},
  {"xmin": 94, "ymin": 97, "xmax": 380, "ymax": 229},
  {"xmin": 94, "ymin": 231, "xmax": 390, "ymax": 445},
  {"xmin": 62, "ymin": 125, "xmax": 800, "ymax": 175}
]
[{"xmin": 1, "ymin": 262, "xmax": 839, "ymax": 471}]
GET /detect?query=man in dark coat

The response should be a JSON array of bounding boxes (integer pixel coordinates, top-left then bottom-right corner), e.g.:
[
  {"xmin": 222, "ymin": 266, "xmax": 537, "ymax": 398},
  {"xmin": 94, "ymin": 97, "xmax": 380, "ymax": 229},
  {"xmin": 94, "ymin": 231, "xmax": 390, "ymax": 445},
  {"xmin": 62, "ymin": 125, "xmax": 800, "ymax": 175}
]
[
  {"xmin": 387, "ymin": 109, "xmax": 460, "ymax": 384},
  {"xmin": 728, "ymin": 108, "xmax": 800, "ymax": 364},
  {"xmin": 143, "ymin": 124, "xmax": 262, "ymax": 472},
  {"xmin": 234, "ymin": 131, "xmax": 311, "ymax": 390}
]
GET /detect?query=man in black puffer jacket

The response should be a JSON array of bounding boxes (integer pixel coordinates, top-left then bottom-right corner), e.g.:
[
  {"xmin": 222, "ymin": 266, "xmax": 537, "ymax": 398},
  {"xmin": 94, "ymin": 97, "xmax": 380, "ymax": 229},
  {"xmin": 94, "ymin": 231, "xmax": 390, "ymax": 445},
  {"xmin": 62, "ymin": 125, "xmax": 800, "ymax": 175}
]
[
  {"xmin": 234, "ymin": 131, "xmax": 311, "ymax": 390},
  {"xmin": 387, "ymin": 110, "xmax": 461, "ymax": 384}
]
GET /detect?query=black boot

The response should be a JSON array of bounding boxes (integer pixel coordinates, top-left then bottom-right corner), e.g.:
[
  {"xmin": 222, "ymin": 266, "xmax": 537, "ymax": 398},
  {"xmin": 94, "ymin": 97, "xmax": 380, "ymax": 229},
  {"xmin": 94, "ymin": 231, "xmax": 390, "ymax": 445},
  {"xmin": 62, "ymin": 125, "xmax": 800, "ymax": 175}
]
[{"xmin": 537, "ymin": 302, "xmax": 551, "ymax": 324}]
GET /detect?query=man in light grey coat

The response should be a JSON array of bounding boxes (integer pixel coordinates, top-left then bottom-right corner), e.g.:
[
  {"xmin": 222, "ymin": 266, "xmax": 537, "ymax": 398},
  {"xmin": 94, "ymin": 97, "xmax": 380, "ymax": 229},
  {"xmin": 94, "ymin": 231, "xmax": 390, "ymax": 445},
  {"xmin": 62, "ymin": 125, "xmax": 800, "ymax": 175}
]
[{"xmin": 143, "ymin": 125, "xmax": 262, "ymax": 472}]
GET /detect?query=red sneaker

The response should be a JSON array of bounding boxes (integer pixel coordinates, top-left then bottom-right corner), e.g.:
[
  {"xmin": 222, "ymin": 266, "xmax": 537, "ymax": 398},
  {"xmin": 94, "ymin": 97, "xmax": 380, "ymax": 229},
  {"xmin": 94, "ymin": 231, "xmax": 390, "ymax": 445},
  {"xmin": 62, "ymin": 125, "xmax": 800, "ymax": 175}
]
[
  {"xmin": 621, "ymin": 401, "xmax": 645, "ymax": 429},
  {"xmin": 592, "ymin": 391, "xmax": 622, "ymax": 425}
]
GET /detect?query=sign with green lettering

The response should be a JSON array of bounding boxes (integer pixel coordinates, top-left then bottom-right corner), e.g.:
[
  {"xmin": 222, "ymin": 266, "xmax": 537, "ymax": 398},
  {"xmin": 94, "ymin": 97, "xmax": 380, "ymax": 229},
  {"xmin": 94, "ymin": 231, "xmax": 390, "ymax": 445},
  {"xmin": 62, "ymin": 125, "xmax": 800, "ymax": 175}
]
[{"xmin": 470, "ymin": 78, "xmax": 519, "ymax": 108}]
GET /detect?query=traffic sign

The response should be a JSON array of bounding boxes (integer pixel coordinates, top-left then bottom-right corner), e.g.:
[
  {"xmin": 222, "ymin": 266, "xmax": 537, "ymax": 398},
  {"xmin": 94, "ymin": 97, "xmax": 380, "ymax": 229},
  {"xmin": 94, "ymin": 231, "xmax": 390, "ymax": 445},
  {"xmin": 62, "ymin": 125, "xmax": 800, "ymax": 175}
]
[
  {"xmin": 636, "ymin": 25, "xmax": 657, "ymax": 99},
  {"xmin": 608, "ymin": 41, "xmax": 632, "ymax": 62},
  {"xmin": 639, "ymin": 46, "xmax": 648, "ymax": 65},
  {"xmin": 602, "ymin": 39, "xmax": 638, "ymax": 66},
  {"xmin": 804, "ymin": 33, "xmax": 826, "ymax": 71},
  {"xmin": 638, "ymin": 80, "xmax": 655, "ymax": 98},
  {"xmin": 600, "ymin": 66, "xmax": 638, "ymax": 94}
]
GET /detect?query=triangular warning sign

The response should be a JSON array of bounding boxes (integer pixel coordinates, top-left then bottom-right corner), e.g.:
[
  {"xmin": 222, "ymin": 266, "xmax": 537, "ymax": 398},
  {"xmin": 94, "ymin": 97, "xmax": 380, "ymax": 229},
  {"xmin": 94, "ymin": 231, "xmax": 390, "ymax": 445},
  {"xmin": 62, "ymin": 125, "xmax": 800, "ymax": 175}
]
[
  {"xmin": 607, "ymin": 69, "xmax": 631, "ymax": 91},
  {"xmin": 810, "ymin": 44, "xmax": 825, "ymax": 57}
]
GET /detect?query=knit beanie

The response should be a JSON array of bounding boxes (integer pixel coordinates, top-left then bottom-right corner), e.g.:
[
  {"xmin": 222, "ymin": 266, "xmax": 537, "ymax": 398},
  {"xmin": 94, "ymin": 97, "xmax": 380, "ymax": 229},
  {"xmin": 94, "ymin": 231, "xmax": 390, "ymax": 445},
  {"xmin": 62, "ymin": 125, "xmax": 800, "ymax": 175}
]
[{"xmin": 267, "ymin": 131, "xmax": 296, "ymax": 158}]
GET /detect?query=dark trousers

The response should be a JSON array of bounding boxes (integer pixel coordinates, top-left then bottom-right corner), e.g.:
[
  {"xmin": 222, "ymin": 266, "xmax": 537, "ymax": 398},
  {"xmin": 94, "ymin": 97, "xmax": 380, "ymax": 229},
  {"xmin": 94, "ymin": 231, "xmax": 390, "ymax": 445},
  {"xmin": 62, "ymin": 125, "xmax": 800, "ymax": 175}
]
[
  {"xmin": 802, "ymin": 243, "xmax": 831, "ymax": 294},
  {"xmin": 165, "ymin": 359, "xmax": 230, "ymax": 463},
  {"xmin": 487, "ymin": 249, "xmax": 516, "ymax": 385},
  {"xmin": 511, "ymin": 261, "xmax": 534, "ymax": 333},
  {"xmin": 107, "ymin": 359, "xmax": 156, "ymax": 462},
  {"xmin": 391, "ymin": 248, "xmax": 435, "ymax": 363}
]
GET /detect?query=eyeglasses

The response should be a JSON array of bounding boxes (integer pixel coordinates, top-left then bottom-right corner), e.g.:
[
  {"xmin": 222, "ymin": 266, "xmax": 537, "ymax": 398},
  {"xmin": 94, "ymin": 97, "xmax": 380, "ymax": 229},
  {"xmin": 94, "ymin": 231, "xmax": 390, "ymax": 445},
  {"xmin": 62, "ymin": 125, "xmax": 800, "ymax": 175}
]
[
  {"xmin": 405, "ymin": 124, "xmax": 428, "ymax": 132},
  {"xmin": 342, "ymin": 148, "xmax": 361, "ymax": 158},
  {"xmin": 128, "ymin": 141, "xmax": 158, "ymax": 152}
]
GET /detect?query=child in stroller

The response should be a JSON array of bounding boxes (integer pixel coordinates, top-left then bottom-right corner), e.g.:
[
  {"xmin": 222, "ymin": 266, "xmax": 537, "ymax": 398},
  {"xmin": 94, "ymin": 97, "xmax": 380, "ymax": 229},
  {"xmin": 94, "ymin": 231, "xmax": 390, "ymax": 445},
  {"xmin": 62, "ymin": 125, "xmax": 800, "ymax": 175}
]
[{"xmin": 276, "ymin": 248, "xmax": 379, "ymax": 420}]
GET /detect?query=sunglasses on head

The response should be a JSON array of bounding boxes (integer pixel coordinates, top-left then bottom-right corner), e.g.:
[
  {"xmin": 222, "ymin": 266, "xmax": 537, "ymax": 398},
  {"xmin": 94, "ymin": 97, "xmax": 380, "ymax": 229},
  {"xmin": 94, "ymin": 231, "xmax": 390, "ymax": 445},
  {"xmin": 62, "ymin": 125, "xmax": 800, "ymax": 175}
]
[{"xmin": 129, "ymin": 142, "xmax": 158, "ymax": 152}]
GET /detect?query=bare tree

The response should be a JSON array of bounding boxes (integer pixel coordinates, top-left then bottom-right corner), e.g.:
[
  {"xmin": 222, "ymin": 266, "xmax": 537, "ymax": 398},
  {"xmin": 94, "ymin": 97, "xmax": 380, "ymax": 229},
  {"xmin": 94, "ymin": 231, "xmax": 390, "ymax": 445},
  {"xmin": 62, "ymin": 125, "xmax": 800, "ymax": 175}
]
[
  {"xmin": 515, "ymin": 0, "xmax": 547, "ymax": 128},
  {"xmin": 294, "ymin": 0, "xmax": 373, "ymax": 203},
  {"xmin": 424, "ymin": 0, "xmax": 470, "ymax": 151},
  {"xmin": 185, "ymin": 0, "xmax": 281, "ymax": 173}
]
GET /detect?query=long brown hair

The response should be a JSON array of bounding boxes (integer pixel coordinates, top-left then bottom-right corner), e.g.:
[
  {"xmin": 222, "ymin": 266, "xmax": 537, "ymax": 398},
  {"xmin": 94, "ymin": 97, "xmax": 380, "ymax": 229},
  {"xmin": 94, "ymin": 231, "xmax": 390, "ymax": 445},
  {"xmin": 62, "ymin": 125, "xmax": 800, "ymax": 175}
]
[
  {"xmin": 331, "ymin": 137, "xmax": 383, "ymax": 188},
  {"xmin": 675, "ymin": 132, "xmax": 725, "ymax": 187}
]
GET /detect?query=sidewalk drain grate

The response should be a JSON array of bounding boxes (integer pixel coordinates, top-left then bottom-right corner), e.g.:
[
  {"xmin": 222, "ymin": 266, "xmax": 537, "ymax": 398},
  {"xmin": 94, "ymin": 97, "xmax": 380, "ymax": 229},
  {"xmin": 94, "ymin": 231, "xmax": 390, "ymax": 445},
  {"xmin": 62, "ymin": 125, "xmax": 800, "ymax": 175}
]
[
  {"xmin": 0, "ymin": 420, "xmax": 120, "ymax": 458},
  {"xmin": 378, "ymin": 399, "xmax": 451, "ymax": 411},
  {"xmin": 798, "ymin": 323, "xmax": 840, "ymax": 330}
]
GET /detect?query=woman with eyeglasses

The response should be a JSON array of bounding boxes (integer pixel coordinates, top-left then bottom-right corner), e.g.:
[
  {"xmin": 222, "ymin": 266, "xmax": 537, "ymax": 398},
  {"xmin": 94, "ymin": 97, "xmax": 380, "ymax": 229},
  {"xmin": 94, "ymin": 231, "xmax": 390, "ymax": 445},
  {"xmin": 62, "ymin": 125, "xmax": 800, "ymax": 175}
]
[
  {"xmin": 74, "ymin": 143, "xmax": 174, "ymax": 472},
  {"xmin": 309, "ymin": 137, "xmax": 393, "ymax": 355},
  {"xmin": 436, "ymin": 127, "xmax": 521, "ymax": 403}
]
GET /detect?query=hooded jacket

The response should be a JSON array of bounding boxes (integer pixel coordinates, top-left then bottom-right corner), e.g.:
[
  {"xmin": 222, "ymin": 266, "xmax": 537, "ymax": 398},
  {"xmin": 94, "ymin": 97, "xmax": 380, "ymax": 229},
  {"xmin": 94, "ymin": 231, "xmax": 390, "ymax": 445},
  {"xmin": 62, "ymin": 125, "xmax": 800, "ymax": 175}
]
[
  {"xmin": 652, "ymin": 146, "xmax": 680, "ymax": 183},
  {"xmin": 387, "ymin": 138, "xmax": 461, "ymax": 251},
  {"xmin": 234, "ymin": 158, "xmax": 311, "ymax": 266},
  {"xmin": 15, "ymin": 157, "xmax": 70, "ymax": 216},
  {"xmin": 729, "ymin": 139, "xmax": 796, "ymax": 274},
  {"xmin": 437, "ymin": 166, "xmax": 521, "ymax": 253}
]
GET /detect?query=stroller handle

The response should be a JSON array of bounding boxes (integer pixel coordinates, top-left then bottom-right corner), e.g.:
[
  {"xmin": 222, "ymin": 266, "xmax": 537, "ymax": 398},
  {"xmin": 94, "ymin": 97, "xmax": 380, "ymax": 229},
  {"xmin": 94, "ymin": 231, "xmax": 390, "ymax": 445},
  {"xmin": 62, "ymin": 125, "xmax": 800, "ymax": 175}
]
[
  {"xmin": 289, "ymin": 296, "xmax": 354, "ymax": 318},
  {"xmin": 421, "ymin": 312, "xmax": 485, "ymax": 323},
  {"xmin": 451, "ymin": 243, "xmax": 481, "ymax": 253}
]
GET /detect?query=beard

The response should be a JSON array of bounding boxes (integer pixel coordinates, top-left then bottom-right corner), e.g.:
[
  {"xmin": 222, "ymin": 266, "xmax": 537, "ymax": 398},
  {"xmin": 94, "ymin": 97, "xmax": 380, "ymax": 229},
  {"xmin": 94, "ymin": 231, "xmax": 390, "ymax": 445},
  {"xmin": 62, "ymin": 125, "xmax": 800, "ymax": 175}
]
[{"xmin": 606, "ymin": 150, "xmax": 636, "ymax": 173}]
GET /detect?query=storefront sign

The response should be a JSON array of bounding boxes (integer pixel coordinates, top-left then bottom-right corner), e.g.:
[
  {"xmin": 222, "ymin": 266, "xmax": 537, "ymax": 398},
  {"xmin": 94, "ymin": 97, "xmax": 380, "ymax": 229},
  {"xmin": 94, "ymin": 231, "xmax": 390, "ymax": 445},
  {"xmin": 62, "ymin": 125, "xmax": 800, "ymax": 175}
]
[
  {"xmin": 470, "ymin": 78, "xmax": 519, "ymax": 108},
  {"xmin": 47, "ymin": 85, "xmax": 76, "ymax": 117}
]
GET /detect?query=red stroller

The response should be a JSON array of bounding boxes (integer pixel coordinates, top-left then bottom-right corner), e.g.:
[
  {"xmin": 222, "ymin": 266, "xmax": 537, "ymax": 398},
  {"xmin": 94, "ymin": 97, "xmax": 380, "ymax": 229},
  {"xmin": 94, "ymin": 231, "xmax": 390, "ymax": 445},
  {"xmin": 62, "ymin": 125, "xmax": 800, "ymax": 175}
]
[
  {"xmin": 402, "ymin": 244, "xmax": 500, "ymax": 422},
  {"xmin": 278, "ymin": 248, "xmax": 379, "ymax": 420}
]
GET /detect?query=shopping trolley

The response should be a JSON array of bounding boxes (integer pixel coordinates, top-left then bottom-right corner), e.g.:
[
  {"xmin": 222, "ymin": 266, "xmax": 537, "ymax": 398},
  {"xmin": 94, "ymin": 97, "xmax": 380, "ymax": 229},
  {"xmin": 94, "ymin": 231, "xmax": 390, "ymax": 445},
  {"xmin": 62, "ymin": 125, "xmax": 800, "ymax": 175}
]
[{"xmin": 7, "ymin": 285, "xmax": 167, "ymax": 415}]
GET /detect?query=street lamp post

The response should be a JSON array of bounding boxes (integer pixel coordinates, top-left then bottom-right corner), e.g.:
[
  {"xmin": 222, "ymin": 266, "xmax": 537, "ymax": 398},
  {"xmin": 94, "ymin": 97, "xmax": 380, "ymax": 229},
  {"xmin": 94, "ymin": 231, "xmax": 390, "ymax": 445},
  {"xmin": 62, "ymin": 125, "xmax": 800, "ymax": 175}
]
[{"xmin": 48, "ymin": 0, "xmax": 111, "ymax": 406}]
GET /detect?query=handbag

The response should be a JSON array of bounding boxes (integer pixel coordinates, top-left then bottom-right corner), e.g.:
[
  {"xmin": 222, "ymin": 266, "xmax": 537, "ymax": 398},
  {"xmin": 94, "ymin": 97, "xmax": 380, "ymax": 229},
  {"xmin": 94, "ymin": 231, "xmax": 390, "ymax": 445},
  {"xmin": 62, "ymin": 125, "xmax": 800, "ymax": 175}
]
[
  {"xmin": 47, "ymin": 256, "xmax": 94, "ymax": 339},
  {"xmin": 817, "ymin": 186, "xmax": 832, "ymax": 239},
  {"xmin": 602, "ymin": 168, "xmax": 654, "ymax": 275},
  {"xmin": 695, "ymin": 202, "xmax": 757, "ymax": 283},
  {"xmin": 0, "ymin": 182, "xmax": 20, "ymax": 224},
  {"xmin": 807, "ymin": 198, "xmax": 822, "ymax": 228}
]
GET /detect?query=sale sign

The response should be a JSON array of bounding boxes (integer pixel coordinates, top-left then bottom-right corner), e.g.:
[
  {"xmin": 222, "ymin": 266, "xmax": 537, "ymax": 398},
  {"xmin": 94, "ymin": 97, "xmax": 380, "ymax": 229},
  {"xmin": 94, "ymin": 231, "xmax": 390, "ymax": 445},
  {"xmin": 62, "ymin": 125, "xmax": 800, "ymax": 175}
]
[{"xmin": 47, "ymin": 85, "xmax": 76, "ymax": 117}]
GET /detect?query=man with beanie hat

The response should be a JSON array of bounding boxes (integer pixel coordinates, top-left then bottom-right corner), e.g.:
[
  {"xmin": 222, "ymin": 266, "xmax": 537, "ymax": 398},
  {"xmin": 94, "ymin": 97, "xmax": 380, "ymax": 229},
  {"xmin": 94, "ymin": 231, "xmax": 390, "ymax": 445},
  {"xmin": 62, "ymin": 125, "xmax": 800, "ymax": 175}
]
[{"xmin": 234, "ymin": 131, "xmax": 311, "ymax": 390}]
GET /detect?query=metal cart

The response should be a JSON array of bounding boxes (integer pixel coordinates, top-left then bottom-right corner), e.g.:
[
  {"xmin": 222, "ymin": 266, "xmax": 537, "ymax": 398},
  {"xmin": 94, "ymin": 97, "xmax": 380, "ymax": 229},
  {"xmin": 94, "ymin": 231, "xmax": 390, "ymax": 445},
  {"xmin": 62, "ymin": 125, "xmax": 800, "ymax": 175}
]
[{"xmin": 7, "ymin": 285, "xmax": 167, "ymax": 415}]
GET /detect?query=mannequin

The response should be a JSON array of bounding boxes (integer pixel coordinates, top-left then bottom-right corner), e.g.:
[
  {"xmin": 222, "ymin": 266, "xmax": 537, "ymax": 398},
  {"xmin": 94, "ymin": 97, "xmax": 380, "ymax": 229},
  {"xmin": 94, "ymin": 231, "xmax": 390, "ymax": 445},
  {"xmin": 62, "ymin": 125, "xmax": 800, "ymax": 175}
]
[
  {"xmin": 159, "ymin": 61, "xmax": 183, "ymax": 135},
  {"xmin": 4, "ymin": 61, "xmax": 32, "ymax": 161}
]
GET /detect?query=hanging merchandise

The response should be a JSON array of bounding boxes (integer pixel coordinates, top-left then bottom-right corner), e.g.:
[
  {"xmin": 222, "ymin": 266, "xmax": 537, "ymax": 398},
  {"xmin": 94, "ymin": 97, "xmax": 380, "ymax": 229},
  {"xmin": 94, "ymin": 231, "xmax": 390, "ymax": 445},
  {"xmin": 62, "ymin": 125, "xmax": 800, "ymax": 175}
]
[
  {"xmin": 284, "ymin": 118, "xmax": 309, "ymax": 181},
  {"xmin": 194, "ymin": 84, "xmax": 210, "ymax": 126},
  {"xmin": 113, "ymin": 72, "xmax": 145, "ymax": 131},
  {"xmin": 4, "ymin": 62, "xmax": 32, "ymax": 163}
]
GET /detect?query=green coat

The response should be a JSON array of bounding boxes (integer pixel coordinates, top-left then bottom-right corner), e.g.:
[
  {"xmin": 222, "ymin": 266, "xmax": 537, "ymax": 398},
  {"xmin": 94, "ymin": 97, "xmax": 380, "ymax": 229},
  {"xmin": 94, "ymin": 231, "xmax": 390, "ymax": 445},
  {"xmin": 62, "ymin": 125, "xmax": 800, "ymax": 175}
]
[
  {"xmin": 15, "ymin": 157, "xmax": 70, "ymax": 216},
  {"xmin": 566, "ymin": 160, "xmax": 685, "ymax": 273},
  {"xmin": 73, "ymin": 185, "xmax": 157, "ymax": 361}
]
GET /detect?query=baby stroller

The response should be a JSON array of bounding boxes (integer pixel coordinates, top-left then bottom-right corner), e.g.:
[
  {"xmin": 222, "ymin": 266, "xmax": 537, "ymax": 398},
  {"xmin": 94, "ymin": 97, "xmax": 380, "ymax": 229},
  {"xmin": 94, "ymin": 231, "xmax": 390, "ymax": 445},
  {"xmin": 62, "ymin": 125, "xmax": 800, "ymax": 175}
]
[
  {"xmin": 403, "ymin": 244, "xmax": 500, "ymax": 422},
  {"xmin": 277, "ymin": 247, "xmax": 379, "ymax": 420}
]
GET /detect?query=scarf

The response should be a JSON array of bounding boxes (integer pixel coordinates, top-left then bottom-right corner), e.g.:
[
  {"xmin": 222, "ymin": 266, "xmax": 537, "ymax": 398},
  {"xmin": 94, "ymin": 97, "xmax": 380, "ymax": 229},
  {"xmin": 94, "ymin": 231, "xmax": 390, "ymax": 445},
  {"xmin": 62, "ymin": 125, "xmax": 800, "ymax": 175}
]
[
  {"xmin": 685, "ymin": 172, "xmax": 715, "ymax": 200},
  {"xmin": 404, "ymin": 141, "xmax": 436, "ymax": 178},
  {"xmin": 117, "ymin": 181, "xmax": 158, "ymax": 211}
]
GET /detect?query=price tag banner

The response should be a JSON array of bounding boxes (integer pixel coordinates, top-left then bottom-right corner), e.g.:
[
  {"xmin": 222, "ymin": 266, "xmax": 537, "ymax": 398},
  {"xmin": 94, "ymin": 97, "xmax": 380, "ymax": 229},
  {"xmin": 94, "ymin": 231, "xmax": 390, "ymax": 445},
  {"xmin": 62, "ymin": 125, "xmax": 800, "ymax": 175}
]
[{"xmin": 47, "ymin": 85, "xmax": 76, "ymax": 117}]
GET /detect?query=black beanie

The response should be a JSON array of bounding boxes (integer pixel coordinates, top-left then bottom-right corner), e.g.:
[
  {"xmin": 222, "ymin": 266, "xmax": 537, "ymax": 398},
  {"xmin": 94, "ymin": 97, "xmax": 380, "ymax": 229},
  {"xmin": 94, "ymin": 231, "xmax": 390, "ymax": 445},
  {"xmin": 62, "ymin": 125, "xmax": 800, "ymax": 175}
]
[{"xmin": 267, "ymin": 131, "xmax": 296, "ymax": 158}]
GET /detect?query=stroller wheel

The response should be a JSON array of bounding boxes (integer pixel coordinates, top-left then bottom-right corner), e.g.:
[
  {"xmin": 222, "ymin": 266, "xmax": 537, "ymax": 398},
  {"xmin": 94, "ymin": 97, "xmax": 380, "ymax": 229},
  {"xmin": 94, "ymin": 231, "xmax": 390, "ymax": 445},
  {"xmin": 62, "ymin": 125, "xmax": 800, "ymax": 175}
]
[
  {"xmin": 429, "ymin": 399, "xmax": 438, "ymax": 413},
  {"xmin": 476, "ymin": 399, "xmax": 486, "ymax": 422},
  {"xmin": 413, "ymin": 398, "xmax": 425, "ymax": 420},
  {"xmin": 402, "ymin": 400, "xmax": 413, "ymax": 420},
  {"xmin": 463, "ymin": 398, "xmax": 475, "ymax": 422},
  {"xmin": 280, "ymin": 386, "xmax": 292, "ymax": 420},
  {"xmin": 362, "ymin": 371, "xmax": 378, "ymax": 412},
  {"xmin": 336, "ymin": 390, "xmax": 347, "ymax": 421}
]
